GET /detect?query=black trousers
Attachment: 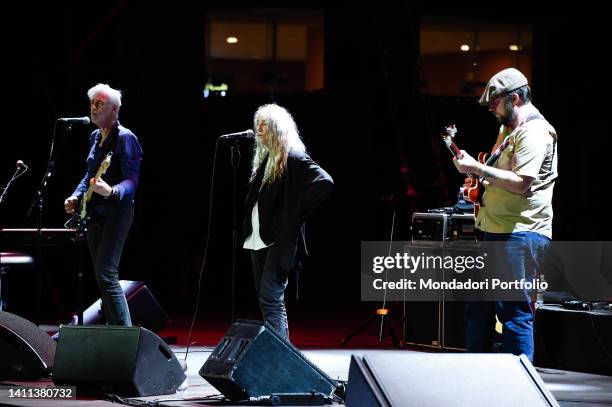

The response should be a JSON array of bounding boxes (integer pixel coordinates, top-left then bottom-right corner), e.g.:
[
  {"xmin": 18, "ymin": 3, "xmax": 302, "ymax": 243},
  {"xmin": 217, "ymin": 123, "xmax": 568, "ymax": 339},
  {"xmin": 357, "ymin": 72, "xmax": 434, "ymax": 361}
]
[
  {"xmin": 250, "ymin": 244, "xmax": 290, "ymax": 339},
  {"xmin": 87, "ymin": 204, "xmax": 133, "ymax": 326}
]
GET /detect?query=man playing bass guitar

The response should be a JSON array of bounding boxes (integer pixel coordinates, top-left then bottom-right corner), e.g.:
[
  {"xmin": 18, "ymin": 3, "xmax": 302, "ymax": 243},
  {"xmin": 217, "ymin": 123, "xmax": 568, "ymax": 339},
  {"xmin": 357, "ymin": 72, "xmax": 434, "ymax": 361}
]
[
  {"xmin": 64, "ymin": 83, "xmax": 143, "ymax": 327},
  {"xmin": 452, "ymin": 68, "xmax": 558, "ymax": 362}
]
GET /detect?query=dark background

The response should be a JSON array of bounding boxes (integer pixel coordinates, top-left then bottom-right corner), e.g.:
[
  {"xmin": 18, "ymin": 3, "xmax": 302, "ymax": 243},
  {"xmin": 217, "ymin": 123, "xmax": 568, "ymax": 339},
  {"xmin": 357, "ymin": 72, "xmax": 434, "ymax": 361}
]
[{"xmin": 0, "ymin": 3, "xmax": 608, "ymax": 324}]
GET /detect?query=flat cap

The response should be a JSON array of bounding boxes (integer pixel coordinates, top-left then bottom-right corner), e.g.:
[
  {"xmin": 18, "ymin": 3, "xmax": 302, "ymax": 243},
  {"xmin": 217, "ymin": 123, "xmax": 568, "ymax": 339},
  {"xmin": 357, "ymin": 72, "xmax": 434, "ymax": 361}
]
[{"xmin": 479, "ymin": 68, "xmax": 528, "ymax": 106}]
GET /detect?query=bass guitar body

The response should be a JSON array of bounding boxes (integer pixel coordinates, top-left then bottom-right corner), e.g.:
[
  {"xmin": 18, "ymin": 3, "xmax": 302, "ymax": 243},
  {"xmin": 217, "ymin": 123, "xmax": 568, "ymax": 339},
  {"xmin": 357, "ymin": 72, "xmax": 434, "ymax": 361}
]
[{"xmin": 67, "ymin": 151, "xmax": 113, "ymax": 240}]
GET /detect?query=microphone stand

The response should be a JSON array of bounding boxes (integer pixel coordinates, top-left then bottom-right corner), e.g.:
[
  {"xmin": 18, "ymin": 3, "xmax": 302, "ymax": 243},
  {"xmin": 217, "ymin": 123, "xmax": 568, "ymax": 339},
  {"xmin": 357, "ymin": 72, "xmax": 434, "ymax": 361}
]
[
  {"xmin": 230, "ymin": 141, "xmax": 241, "ymax": 324},
  {"xmin": 0, "ymin": 164, "xmax": 28, "ymax": 205}
]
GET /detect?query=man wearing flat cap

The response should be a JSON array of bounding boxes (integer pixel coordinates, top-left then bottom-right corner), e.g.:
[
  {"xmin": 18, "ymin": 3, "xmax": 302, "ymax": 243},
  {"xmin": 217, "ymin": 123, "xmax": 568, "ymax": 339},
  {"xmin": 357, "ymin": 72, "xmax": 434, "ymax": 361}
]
[{"xmin": 453, "ymin": 68, "xmax": 558, "ymax": 362}]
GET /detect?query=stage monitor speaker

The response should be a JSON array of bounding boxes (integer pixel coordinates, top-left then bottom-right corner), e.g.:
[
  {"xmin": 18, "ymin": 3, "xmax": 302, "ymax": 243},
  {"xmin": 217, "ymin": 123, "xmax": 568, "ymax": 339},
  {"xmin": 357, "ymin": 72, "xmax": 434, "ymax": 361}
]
[
  {"xmin": 199, "ymin": 319, "xmax": 337, "ymax": 401},
  {"xmin": 0, "ymin": 311, "xmax": 56, "ymax": 380},
  {"xmin": 52, "ymin": 325, "xmax": 185, "ymax": 397},
  {"xmin": 82, "ymin": 280, "xmax": 169, "ymax": 333},
  {"xmin": 535, "ymin": 304, "xmax": 612, "ymax": 376},
  {"xmin": 346, "ymin": 352, "xmax": 559, "ymax": 407}
]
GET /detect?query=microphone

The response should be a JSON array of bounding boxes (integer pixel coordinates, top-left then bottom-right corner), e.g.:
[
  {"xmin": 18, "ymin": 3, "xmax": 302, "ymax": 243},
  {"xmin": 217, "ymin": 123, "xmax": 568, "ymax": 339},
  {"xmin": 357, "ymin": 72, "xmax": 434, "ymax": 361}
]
[
  {"xmin": 58, "ymin": 116, "xmax": 91, "ymax": 125},
  {"xmin": 218, "ymin": 129, "xmax": 254, "ymax": 141}
]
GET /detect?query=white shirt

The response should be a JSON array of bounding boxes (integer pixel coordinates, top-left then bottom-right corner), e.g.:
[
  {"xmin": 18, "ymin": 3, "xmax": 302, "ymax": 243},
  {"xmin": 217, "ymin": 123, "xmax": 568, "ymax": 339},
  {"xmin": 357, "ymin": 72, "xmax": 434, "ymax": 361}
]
[{"xmin": 243, "ymin": 202, "xmax": 272, "ymax": 250}]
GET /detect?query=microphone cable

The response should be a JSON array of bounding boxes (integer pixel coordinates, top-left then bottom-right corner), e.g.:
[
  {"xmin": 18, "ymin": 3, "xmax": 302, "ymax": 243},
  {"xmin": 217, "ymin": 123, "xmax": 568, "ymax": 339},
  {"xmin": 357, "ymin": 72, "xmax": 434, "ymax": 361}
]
[{"xmin": 183, "ymin": 140, "xmax": 220, "ymax": 360}]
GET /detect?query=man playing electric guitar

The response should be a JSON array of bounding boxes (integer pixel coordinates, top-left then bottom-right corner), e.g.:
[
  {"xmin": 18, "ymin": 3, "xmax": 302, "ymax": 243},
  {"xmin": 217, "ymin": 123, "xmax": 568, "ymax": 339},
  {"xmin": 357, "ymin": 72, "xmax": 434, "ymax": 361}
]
[
  {"xmin": 452, "ymin": 68, "xmax": 558, "ymax": 362},
  {"xmin": 64, "ymin": 83, "xmax": 142, "ymax": 327},
  {"xmin": 68, "ymin": 151, "xmax": 113, "ymax": 238},
  {"xmin": 442, "ymin": 125, "xmax": 510, "ymax": 217}
]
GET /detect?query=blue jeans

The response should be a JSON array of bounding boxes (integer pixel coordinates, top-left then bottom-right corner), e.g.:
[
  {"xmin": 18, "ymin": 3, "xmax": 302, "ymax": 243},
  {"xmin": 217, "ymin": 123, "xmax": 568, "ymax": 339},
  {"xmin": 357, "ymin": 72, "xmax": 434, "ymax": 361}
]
[
  {"xmin": 465, "ymin": 231, "xmax": 550, "ymax": 362},
  {"xmin": 250, "ymin": 245, "xmax": 290, "ymax": 339},
  {"xmin": 87, "ymin": 204, "xmax": 134, "ymax": 326}
]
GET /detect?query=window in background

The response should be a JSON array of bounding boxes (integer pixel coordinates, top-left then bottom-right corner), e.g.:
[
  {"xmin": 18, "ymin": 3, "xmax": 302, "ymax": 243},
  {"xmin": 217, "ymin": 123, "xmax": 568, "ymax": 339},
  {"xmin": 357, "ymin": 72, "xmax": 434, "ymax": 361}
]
[
  {"xmin": 420, "ymin": 16, "xmax": 532, "ymax": 97},
  {"xmin": 205, "ymin": 10, "xmax": 324, "ymax": 95}
]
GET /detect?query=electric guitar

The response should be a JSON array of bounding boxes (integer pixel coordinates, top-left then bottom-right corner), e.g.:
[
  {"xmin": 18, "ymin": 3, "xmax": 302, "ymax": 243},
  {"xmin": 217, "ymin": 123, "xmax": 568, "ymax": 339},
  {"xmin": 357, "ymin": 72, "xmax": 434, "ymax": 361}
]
[
  {"xmin": 442, "ymin": 125, "xmax": 510, "ymax": 216},
  {"xmin": 68, "ymin": 151, "xmax": 113, "ymax": 239}
]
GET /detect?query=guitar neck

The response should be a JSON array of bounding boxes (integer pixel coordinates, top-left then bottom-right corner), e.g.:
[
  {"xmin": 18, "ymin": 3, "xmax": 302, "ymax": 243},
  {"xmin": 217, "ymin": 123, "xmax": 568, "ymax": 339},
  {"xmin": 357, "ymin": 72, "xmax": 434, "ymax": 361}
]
[
  {"xmin": 81, "ymin": 153, "xmax": 113, "ymax": 208},
  {"xmin": 444, "ymin": 140, "xmax": 479, "ymax": 178},
  {"xmin": 83, "ymin": 167, "xmax": 106, "ymax": 201},
  {"xmin": 446, "ymin": 141, "xmax": 463, "ymax": 159}
]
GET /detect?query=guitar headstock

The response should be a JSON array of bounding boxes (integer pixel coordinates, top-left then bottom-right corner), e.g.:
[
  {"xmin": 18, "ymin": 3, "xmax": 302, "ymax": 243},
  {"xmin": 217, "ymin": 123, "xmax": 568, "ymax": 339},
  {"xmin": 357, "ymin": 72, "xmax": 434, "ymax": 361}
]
[
  {"xmin": 441, "ymin": 124, "xmax": 463, "ymax": 158},
  {"xmin": 442, "ymin": 125, "xmax": 457, "ymax": 147}
]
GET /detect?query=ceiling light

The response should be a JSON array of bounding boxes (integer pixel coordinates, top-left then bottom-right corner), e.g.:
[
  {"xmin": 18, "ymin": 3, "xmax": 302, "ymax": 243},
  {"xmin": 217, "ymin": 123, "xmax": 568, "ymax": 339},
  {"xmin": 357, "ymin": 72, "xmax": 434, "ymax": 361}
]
[
  {"xmin": 226, "ymin": 37, "xmax": 238, "ymax": 44},
  {"xmin": 509, "ymin": 44, "xmax": 520, "ymax": 51},
  {"xmin": 460, "ymin": 44, "xmax": 470, "ymax": 52}
]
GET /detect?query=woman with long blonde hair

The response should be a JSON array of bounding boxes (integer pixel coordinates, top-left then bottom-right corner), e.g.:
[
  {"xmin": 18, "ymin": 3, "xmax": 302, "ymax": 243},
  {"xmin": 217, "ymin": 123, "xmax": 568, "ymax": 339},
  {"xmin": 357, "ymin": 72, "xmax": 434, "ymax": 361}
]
[{"xmin": 243, "ymin": 103, "xmax": 333, "ymax": 340}]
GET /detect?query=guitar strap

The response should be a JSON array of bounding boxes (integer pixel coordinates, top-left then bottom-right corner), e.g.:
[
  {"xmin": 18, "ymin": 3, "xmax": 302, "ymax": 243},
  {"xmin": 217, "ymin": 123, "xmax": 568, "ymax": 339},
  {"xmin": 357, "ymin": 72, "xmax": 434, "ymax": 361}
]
[
  {"xmin": 87, "ymin": 127, "xmax": 119, "ymax": 210},
  {"xmin": 92, "ymin": 126, "xmax": 119, "ymax": 170},
  {"xmin": 523, "ymin": 113, "xmax": 544, "ymax": 124},
  {"xmin": 499, "ymin": 113, "xmax": 546, "ymax": 157}
]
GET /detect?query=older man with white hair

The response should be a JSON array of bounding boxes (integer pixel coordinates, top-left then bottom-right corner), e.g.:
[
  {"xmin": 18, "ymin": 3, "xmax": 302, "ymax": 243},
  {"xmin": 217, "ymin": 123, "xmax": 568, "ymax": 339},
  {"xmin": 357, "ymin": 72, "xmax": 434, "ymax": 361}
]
[{"xmin": 64, "ymin": 83, "xmax": 143, "ymax": 326}]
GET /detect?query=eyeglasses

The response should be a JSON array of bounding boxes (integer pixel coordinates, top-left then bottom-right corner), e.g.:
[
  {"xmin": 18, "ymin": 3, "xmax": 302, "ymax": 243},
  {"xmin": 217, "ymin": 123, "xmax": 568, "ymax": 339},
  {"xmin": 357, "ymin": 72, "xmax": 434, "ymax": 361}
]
[
  {"xmin": 488, "ymin": 95, "xmax": 504, "ymax": 109},
  {"xmin": 488, "ymin": 92, "xmax": 517, "ymax": 110}
]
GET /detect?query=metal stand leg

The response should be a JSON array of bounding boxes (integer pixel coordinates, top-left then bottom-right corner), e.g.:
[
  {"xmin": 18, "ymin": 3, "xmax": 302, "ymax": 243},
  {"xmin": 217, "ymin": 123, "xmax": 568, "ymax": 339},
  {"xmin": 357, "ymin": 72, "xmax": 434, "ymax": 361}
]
[{"xmin": 340, "ymin": 308, "xmax": 399, "ymax": 347}]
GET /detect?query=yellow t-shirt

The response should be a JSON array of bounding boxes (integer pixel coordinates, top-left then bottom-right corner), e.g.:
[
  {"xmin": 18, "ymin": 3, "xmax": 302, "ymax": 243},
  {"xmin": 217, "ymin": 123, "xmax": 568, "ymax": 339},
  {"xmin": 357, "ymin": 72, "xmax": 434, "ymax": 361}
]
[{"xmin": 476, "ymin": 109, "xmax": 558, "ymax": 238}]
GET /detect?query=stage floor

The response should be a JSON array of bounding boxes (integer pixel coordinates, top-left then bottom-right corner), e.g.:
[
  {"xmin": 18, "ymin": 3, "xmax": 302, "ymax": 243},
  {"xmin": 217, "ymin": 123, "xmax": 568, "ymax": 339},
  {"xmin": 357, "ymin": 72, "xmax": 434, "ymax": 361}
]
[{"xmin": 1, "ymin": 347, "xmax": 611, "ymax": 406}]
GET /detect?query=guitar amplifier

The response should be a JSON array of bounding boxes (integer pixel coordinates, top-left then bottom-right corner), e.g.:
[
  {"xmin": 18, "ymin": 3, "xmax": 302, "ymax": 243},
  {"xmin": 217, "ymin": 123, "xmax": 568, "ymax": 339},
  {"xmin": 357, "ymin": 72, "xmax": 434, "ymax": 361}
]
[
  {"xmin": 411, "ymin": 212, "xmax": 449, "ymax": 241},
  {"xmin": 411, "ymin": 212, "xmax": 476, "ymax": 242},
  {"xmin": 449, "ymin": 213, "xmax": 477, "ymax": 241}
]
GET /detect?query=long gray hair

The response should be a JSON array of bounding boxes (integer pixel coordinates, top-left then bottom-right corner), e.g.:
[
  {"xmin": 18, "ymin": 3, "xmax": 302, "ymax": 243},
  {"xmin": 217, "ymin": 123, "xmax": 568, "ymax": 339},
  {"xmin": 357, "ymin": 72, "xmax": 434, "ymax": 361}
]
[{"xmin": 250, "ymin": 104, "xmax": 306, "ymax": 184}]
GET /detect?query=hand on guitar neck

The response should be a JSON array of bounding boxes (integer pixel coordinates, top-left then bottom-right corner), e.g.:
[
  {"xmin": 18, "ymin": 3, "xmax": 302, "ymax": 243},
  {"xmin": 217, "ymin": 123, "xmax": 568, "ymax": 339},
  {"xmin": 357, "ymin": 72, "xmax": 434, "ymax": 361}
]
[
  {"xmin": 442, "ymin": 125, "xmax": 511, "ymax": 215},
  {"xmin": 90, "ymin": 177, "xmax": 113, "ymax": 197},
  {"xmin": 441, "ymin": 125, "xmax": 484, "ymax": 177},
  {"xmin": 64, "ymin": 151, "xmax": 114, "ymax": 238}
]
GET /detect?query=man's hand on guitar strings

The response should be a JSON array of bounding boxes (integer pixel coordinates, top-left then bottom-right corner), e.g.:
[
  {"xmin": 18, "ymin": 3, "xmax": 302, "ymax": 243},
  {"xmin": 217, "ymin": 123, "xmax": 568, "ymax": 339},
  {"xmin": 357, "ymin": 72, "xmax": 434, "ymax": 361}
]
[
  {"xmin": 453, "ymin": 150, "xmax": 481, "ymax": 175},
  {"xmin": 90, "ymin": 177, "xmax": 113, "ymax": 197}
]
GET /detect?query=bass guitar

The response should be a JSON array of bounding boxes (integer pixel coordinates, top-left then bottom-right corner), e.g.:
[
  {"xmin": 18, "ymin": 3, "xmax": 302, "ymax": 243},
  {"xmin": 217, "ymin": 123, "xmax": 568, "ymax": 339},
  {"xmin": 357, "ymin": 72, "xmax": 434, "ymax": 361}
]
[{"xmin": 67, "ymin": 151, "xmax": 113, "ymax": 239}]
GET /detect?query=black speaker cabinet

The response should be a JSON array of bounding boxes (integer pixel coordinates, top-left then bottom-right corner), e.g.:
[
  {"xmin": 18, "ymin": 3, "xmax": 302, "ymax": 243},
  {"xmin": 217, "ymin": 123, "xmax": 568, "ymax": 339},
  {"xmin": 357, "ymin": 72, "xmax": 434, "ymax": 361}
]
[
  {"xmin": 0, "ymin": 311, "xmax": 56, "ymax": 380},
  {"xmin": 81, "ymin": 280, "xmax": 169, "ymax": 332},
  {"xmin": 535, "ymin": 304, "xmax": 612, "ymax": 376},
  {"xmin": 52, "ymin": 325, "xmax": 185, "ymax": 397},
  {"xmin": 346, "ymin": 352, "xmax": 559, "ymax": 407},
  {"xmin": 199, "ymin": 320, "xmax": 337, "ymax": 401},
  {"xmin": 403, "ymin": 301, "xmax": 466, "ymax": 350}
]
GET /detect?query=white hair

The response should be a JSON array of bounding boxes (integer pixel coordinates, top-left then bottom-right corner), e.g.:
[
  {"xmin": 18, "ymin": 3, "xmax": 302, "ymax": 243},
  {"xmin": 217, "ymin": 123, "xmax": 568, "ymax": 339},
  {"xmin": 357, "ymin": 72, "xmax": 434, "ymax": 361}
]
[
  {"xmin": 87, "ymin": 83, "xmax": 122, "ymax": 108},
  {"xmin": 251, "ymin": 104, "xmax": 306, "ymax": 184}
]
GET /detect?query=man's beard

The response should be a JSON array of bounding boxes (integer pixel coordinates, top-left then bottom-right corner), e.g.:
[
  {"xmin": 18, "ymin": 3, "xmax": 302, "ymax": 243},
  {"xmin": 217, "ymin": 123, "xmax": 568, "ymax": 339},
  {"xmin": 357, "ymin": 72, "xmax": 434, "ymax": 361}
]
[{"xmin": 496, "ymin": 99, "xmax": 517, "ymax": 126}]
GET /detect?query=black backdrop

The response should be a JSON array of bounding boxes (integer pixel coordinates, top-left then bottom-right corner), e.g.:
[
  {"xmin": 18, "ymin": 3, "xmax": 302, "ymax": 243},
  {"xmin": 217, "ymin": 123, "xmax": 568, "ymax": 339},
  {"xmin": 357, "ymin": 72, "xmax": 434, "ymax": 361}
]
[{"xmin": 1, "ymin": 4, "xmax": 608, "ymax": 322}]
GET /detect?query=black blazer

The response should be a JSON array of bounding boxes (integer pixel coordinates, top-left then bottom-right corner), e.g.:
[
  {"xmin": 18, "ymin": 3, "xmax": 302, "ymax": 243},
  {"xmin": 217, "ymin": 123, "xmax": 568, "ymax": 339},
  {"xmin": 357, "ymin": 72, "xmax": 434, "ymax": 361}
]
[{"xmin": 243, "ymin": 150, "xmax": 334, "ymax": 270}]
